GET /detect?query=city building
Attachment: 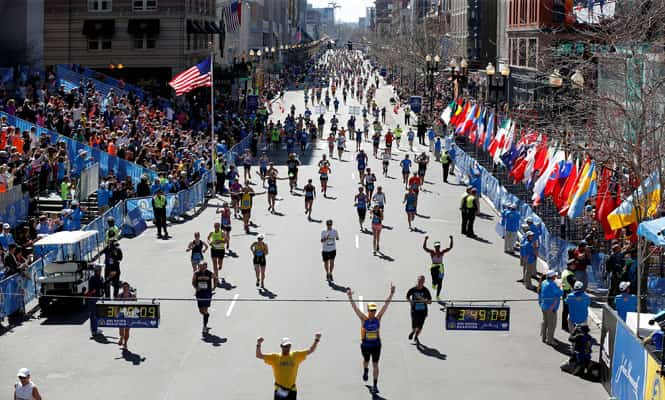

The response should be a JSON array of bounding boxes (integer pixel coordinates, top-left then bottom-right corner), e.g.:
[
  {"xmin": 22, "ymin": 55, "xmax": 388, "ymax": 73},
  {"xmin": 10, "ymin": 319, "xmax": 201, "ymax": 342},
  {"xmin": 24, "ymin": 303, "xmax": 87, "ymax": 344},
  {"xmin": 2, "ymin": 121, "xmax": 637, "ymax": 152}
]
[
  {"xmin": 366, "ymin": 6, "xmax": 376, "ymax": 31},
  {"xmin": 43, "ymin": 0, "xmax": 222, "ymax": 84},
  {"xmin": 496, "ymin": 0, "xmax": 509, "ymax": 74},
  {"xmin": 506, "ymin": 0, "xmax": 571, "ymax": 104},
  {"xmin": 375, "ymin": 0, "xmax": 392, "ymax": 35},
  {"xmin": 0, "ymin": 0, "xmax": 44, "ymax": 69},
  {"xmin": 444, "ymin": 0, "xmax": 497, "ymax": 69}
]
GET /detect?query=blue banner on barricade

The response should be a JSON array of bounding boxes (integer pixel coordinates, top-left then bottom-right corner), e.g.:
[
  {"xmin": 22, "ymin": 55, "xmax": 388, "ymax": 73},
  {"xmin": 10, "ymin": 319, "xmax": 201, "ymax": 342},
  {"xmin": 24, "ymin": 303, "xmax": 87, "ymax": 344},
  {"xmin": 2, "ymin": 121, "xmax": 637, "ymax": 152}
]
[
  {"xmin": 123, "ymin": 207, "xmax": 147, "ymax": 237},
  {"xmin": 0, "ymin": 253, "xmax": 53, "ymax": 318},
  {"xmin": 611, "ymin": 320, "xmax": 646, "ymax": 400}
]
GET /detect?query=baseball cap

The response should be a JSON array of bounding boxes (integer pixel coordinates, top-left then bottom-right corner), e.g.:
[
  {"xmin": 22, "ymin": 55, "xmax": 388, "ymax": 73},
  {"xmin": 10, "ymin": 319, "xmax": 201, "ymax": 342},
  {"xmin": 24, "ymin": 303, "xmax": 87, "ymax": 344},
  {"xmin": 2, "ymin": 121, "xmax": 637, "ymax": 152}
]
[
  {"xmin": 574, "ymin": 281, "xmax": 584, "ymax": 290},
  {"xmin": 619, "ymin": 281, "xmax": 630, "ymax": 292},
  {"xmin": 280, "ymin": 337, "xmax": 292, "ymax": 347},
  {"xmin": 433, "ymin": 241, "xmax": 441, "ymax": 247},
  {"xmin": 17, "ymin": 368, "xmax": 30, "ymax": 378},
  {"xmin": 367, "ymin": 303, "xmax": 377, "ymax": 311},
  {"xmin": 546, "ymin": 270, "xmax": 557, "ymax": 278},
  {"xmin": 526, "ymin": 217, "xmax": 533, "ymax": 223},
  {"xmin": 526, "ymin": 231, "xmax": 534, "ymax": 236},
  {"xmin": 257, "ymin": 233, "xmax": 265, "ymax": 240},
  {"xmin": 2, "ymin": 223, "xmax": 10, "ymax": 229},
  {"xmin": 510, "ymin": 203, "xmax": 517, "ymax": 210}
]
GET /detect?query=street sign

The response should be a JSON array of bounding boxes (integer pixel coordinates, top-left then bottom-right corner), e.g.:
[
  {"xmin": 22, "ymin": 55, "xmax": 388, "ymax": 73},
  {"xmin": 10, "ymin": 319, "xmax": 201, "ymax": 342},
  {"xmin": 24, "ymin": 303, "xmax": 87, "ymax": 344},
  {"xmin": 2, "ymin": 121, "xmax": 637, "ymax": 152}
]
[
  {"xmin": 96, "ymin": 301, "xmax": 160, "ymax": 328},
  {"xmin": 246, "ymin": 95, "xmax": 259, "ymax": 111},
  {"xmin": 348, "ymin": 105, "xmax": 361, "ymax": 116},
  {"xmin": 409, "ymin": 96, "xmax": 423, "ymax": 114},
  {"xmin": 445, "ymin": 305, "xmax": 510, "ymax": 331}
]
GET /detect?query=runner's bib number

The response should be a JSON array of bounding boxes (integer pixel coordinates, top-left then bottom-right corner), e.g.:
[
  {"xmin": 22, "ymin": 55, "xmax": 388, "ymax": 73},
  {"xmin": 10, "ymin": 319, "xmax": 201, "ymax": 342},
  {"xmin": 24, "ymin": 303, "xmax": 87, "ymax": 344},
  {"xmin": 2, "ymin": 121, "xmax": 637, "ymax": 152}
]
[
  {"xmin": 415, "ymin": 303, "xmax": 426, "ymax": 311},
  {"xmin": 197, "ymin": 282, "xmax": 209, "ymax": 290}
]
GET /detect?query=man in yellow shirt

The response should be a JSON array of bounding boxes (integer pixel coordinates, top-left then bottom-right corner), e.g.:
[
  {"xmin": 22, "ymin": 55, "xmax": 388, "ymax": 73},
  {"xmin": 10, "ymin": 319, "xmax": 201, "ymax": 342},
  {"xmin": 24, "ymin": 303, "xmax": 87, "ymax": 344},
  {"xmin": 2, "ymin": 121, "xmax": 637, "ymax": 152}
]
[{"xmin": 256, "ymin": 333, "xmax": 322, "ymax": 399}]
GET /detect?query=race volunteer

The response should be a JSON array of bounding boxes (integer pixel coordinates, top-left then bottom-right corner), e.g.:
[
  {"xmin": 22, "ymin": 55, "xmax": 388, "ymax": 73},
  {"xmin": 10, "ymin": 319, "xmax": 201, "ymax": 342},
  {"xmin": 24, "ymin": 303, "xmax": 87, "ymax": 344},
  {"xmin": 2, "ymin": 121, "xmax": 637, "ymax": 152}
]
[
  {"xmin": 256, "ymin": 333, "xmax": 322, "ymax": 400},
  {"xmin": 346, "ymin": 284, "xmax": 395, "ymax": 394},
  {"xmin": 406, "ymin": 275, "xmax": 432, "ymax": 344},
  {"xmin": 321, "ymin": 220, "xmax": 340, "ymax": 282},
  {"xmin": 152, "ymin": 189, "xmax": 169, "ymax": 239},
  {"xmin": 192, "ymin": 262, "xmax": 214, "ymax": 335},
  {"xmin": 422, "ymin": 235, "xmax": 453, "ymax": 300}
]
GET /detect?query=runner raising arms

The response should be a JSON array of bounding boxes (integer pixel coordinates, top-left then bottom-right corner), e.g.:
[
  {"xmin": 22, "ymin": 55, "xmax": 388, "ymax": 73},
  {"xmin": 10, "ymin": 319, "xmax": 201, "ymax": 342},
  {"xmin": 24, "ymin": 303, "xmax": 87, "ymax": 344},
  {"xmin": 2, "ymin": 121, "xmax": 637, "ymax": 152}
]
[
  {"xmin": 236, "ymin": 184, "xmax": 267, "ymax": 233},
  {"xmin": 207, "ymin": 222, "xmax": 229, "ymax": 284},
  {"xmin": 354, "ymin": 187, "xmax": 369, "ymax": 232},
  {"xmin": 346, "ymin": 283, "xmax": 396, "ymax": 394},
  {"xmin": 186, "ymin": 232, "xmax": 208, "ymax": 272},
  {"xmin": 250, "ymin": 234, "xmax": 269, "ymax": 289},
  {"xmin": 423, "ymin": 235, "xmax": 454, "ymax": 300},
  {"xmin": 403, "ymin": 188, "xmax": 418, "ymax": 231}
]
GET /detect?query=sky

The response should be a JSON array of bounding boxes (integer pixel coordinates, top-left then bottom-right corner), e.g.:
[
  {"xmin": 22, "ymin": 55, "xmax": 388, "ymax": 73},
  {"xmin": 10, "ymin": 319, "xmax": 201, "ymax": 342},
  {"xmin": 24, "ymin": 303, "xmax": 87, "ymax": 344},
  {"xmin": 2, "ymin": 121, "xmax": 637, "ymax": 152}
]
[{"xmin": 308, "ymin": 0, "xmax": 376, "ymax": 23}]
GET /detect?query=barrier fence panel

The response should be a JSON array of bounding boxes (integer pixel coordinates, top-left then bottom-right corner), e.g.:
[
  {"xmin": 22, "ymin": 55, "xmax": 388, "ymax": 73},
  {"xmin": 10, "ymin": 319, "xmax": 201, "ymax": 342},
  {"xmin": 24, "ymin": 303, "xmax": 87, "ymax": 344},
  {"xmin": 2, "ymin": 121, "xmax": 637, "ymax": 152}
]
[{"xmin": 78, "ymin": 163, "xmax": 100, "ymax": 201}]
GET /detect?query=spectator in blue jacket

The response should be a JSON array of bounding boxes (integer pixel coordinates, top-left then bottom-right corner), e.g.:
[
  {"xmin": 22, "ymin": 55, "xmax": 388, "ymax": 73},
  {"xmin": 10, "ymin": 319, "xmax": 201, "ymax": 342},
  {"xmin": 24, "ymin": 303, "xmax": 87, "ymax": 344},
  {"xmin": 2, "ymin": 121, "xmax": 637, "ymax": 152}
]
[
  {"xmin": 520, "ymin": 231, "xmax": 539, "ymax": 289},
  {"xmin": 0, "ymin": 223, "xmax": 16, "ymax": 250},
  {"xmin": 150, "ymin": 178, "xmax": 161, "ymax": 195},
  {"xmin": 565, "ymin": 281, "xmax": 591, "ymax": 328},
  {"xmin": 614, "ymin": 281, "xmax": 637, "ymax": 322},
  {"xmin": 72, "ymin": 149, "xmax": 94, "ymax": 178},
  {"xmin": 501, "ymin": 203, "xmax": 520, "ymax": 254},
  {"xmin": 539, "ymin": 270, "xmax": 563, "ymax": 345}
]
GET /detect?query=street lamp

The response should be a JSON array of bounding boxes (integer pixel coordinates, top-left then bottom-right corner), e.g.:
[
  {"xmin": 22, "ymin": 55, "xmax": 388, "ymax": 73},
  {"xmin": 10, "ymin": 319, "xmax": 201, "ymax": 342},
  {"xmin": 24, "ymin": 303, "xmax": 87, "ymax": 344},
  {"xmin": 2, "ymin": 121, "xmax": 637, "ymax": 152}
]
[{"xmin": 425, "ymin": 54, "xmax": 440, "ymax": 122}]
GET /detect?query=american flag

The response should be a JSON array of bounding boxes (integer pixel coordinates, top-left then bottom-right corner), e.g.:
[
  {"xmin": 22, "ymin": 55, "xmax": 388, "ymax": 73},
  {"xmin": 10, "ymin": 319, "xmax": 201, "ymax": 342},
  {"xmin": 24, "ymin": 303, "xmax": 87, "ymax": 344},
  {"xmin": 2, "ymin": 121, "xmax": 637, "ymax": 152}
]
[
  {"xmin": 223, "ymin": 0, "xmax": 241, "ymax": 33},
  {"xmin": 168, "ymin": 57, "xmax": 212, "ymax": 96}
]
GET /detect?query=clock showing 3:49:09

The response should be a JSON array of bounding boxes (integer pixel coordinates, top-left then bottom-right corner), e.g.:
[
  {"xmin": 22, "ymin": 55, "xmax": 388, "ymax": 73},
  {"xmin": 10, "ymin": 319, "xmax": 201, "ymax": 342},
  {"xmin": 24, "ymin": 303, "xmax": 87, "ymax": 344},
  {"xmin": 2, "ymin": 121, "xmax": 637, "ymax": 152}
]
[{"xmin": 445, "ymin": 305, "xmax": 510, "ymax": 331}]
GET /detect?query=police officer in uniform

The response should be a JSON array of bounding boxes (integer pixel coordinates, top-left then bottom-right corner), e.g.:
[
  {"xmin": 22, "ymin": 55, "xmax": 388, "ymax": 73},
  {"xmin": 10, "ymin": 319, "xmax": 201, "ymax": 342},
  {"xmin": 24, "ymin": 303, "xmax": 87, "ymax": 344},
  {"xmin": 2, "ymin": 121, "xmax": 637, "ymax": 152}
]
[
  {"xmin": 152, "ymin": 189, "xmax": 168, "ymax": 239},
  {"xmin": 105, "ymin": 216, "xmax": 120, "ymax": 246},
  {"xmin": 215, "ymin": 156, "xmax": 226, "ymax": 195},
  {"xmin": 192, "ymin": 262, "xmax": 214, "ymax": 335},
  {"xmin": 439, "ymin": 150, "xmax": 451, "ymax": 183},
  {"xmin": 460, "ymin": 187, "xmax": 479, "ymax": 237}
]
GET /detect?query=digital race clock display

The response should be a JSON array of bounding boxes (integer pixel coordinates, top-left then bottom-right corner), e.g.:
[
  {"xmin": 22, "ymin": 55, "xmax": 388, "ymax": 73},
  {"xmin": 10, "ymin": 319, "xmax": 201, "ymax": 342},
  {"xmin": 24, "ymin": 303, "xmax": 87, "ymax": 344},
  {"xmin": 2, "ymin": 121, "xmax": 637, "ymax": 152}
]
[
  {"xmin": 445, "ymin": 305, "xmax": 510, "ymax": 331},
  {"xmin": 96, "ymin": 301, "xmax": 160, "ymax": 328}
]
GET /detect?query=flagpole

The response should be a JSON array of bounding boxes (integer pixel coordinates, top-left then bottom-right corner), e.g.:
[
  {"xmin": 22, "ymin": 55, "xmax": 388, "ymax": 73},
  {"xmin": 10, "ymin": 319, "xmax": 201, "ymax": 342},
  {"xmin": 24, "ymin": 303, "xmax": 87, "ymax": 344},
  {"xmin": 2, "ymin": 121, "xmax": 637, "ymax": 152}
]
[{"xmin": 210, "ymin": 49, "xmax": 216, "ymax": 196}]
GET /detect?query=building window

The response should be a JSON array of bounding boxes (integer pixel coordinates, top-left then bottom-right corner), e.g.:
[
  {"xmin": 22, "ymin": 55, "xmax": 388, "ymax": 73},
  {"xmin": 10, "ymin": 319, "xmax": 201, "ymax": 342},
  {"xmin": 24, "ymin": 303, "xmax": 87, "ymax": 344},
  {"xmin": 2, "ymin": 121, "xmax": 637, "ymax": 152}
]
[
  {"xmin": 88, "ymin": 37, "xmax": 112, "ymax": 50},
  {"xmin": 510, "ymin": 39, "xmax": 518, "ymax": 65},
  {"xmin": 518, "ymin": 38, "xmax": 527, "ymax": 66},
  {"xmin": 527, "ymin": 38, "xmax": 538, "ymax": 68},
  {"xmin": 133, "ymin": 35, "xmax": 156, "ymax": 49},
  {"xmin": 88, "ymin": 0, "xmax": 111, "ymax": 12},
  {"xmin": 133, "ymin": 0, "xmax": 157, "ymax": 11}
]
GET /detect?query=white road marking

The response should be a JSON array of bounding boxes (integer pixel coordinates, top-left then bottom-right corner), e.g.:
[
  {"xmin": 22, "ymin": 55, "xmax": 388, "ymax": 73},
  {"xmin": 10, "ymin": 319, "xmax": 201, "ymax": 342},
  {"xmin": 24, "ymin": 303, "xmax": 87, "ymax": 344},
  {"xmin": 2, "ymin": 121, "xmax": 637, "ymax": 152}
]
[
  {"xmin": 358, "ymin": 295, "xmax": 364, "ymax": 311},
  {"xmin": 351, "ymin": 172, "xmax": 355, "ymax": 180},
  {"xmin": 355, "ymin": 234, "xmax": 359, "ymax": 248},
  {"xmin": 226, "ymin": 293, "xmax": 239, "ymax": 317}
]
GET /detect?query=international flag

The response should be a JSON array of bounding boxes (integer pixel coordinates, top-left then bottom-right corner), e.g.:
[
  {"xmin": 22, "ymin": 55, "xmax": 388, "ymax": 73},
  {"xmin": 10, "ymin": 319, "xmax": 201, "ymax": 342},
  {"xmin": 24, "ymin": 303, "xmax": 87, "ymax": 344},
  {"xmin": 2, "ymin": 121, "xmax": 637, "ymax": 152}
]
[
  {"xmin": 295, "ymin": 26, "xmax": 303, "ymax": 43},
  {"xmin": 607, "ymin": 171, "xmax": 661, "ymax": 230},
  {"xmin": 223, "ymin": 0, "xmax": 242, "ymax": 33},
  {"xmin": 567, "ymin": 160, "xmax": 597, "ymax": 218},
  {"xmin": 483, "ymin": 112, "xmax": 495, "ymax": 151},
  {"xmin": 532, "ymin": 150, "xmax": 564, "ymax": 206},
  {"xmin": 441, "ymin": 101, "xmax": 456, "ymax": 125},
  {"xmin": 559, "ymin": 159, "xmax": 588, "ymax": 216},
  {"xmin": 597, "ymin": 173, "xmax": 619, "ymax": 239},
  {"xmin": 168, "ymin": 57, "xmax": 212, "ymax": 96}
]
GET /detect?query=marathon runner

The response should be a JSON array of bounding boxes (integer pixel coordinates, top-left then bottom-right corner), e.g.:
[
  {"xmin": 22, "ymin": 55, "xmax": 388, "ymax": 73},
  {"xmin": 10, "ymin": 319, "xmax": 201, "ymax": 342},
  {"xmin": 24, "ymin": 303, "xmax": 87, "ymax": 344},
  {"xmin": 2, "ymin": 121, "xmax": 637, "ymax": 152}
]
[
  {"xmin": 318, "ymin": 156, "xmax": 332, "ymax": 198},
  {"xmin": 372, "ymin": 186, "xmax": 386, "ymax": 211},
  {"xmin": 354, "ymin": 187, "xmax": 369, "ymax": 232},
  {"xmin": 327, "ymin": 133, "xmax": 335, "ymax": 158},
  {"xmin": 266, "ymin": 170, "xmax": 288, "ymax": 214},
  {"xmin": 238, "ymin": 184, "xmax": 266, "ymax": 233},
  {"xmin": 346, "ymin": 284, "xmax": 395, "ymax": 394},
  {"xmin": 422, "ymin": 235, "xmax": 454, "ymax": 300},
  {"xmin": 256, "ymin": 333, "xmax": 322, "ymax": 400},
  {"xmin": 356, "ymin": 150, "xmax": 368, "ymax": 182},
  {"xmin": 303, "ymin": 179, "xmax": 316, "ymax": 220},
  {"xmin": 394, "ymin": 124, "xmax": 403, "ymax": 148},
  {"xmin": 371, "ymin": 130, "xmax": 381, "ymax": 158},
  {"xmin": 336, "ymin": 130, "xmax": 346, "ymax": 160},
  {"xmin": 192, "ymin": 262, "xmax": 214, "ymax": 335},
  {"xmin": 403, "ymin": 188, "xmax": 418, "ymax": 231},
  {"xmin": 258, "ymin": 153, "xmax": 270, "ymax": 186},
  {"xmin": 241, "ymin": 149, "xmax": 253, "ymax": 183},
  {"xmin": 407, "ymin": 128, "xmax": 415, "ymax": 151},
  {"xmin": 381, "ymin": 148, "xmax": 390, "ymax": 177},
  {"xmin": 321, "ymin": 219, "xmax": 339, "ymax": 282},
  {"xmin": 250, "ymin": 233, "xmax": 269, "ymax": 289},
  {"xmin": 384, "ymin": 129, "xmax": 394, "ymax": 156},
  {"xmin": 400, "ymin": 154, "xmax": 412, "ymax": 186},
  {"xmin": 186, "ymin": 232, "xmax": 208, "ymax": 272},
  {"xmin": 363, "ymin": 168, "xmax": 376, "ymax": 201},
  {"xmin": 406, "ymin": 275, "xmax": 433, "ymax": 344},
  {"xmin": 416, "ymin": 152, "xmax": 430, "ymax": 185},
  {"xmin": 216, "ymin": 202, "xmax": 233, "ymax": 251},
  {"xmin": 370, "ymin": 205, "xmax": 384, "ymax": 255},
  {"xmin": 207, "ymin": 222, "xmax": 229, "ymax": 284}
]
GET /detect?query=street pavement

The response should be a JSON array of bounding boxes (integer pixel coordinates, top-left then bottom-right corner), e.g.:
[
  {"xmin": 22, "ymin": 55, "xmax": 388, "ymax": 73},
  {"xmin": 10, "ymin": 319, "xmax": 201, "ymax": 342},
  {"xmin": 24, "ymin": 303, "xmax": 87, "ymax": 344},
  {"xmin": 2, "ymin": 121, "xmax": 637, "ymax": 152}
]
[{"xmin": 0, "ymin": 78, "xmax": 607, "ymax": 400}]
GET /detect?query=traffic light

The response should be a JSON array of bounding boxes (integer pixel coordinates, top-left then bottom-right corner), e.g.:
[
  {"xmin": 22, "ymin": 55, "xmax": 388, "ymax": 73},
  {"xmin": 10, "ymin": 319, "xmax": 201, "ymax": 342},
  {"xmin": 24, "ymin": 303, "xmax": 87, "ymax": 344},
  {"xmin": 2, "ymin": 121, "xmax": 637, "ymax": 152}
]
[{"xmin": 347, "ymin": 41, "xmax": 353, "ymax": 50}]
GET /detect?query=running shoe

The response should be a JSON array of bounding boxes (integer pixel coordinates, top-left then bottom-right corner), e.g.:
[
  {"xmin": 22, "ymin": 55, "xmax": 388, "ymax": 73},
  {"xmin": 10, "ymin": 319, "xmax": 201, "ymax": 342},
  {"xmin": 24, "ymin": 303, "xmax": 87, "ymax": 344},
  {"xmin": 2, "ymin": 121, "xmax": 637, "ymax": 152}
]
[
  {"xmin": 408, "ymin": 331, "xmax": 414, "ymax": 340},
  {"xmin": 362, "ymin": 370, "xmax": 369, "ymax": 382}
]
